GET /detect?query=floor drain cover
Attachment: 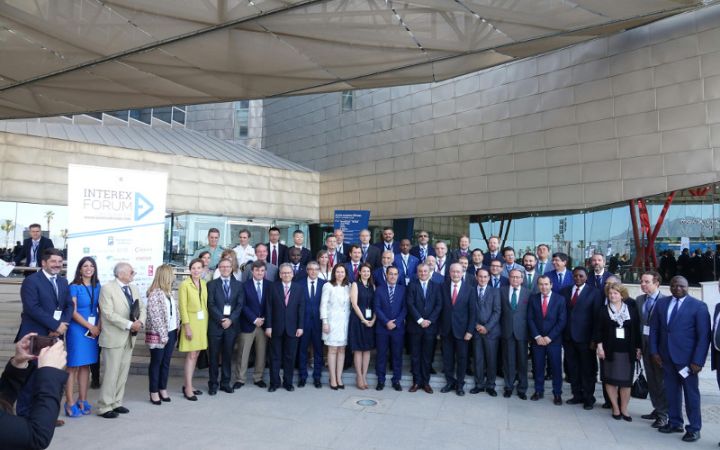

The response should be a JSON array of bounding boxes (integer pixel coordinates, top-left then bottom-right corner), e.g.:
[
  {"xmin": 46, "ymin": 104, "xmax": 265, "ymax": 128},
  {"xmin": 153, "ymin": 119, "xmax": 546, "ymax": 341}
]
[{"xmin": 356, "ymin": 399, "xmax": 378, "ymax": 406}]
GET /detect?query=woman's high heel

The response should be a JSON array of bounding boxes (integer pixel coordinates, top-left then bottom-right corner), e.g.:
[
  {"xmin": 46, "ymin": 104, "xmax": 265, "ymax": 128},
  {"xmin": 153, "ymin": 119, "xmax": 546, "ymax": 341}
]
[
  {"xmin": 149, "ymin": 395, "xmax": 162, "ymax": 405},
  {"xmin": 64, "ymin": 402, "xmax": 82, "ymax": 417},
  {"xmin": 76, "ymin": 400, "xmax": 92, "ymax": 415}
]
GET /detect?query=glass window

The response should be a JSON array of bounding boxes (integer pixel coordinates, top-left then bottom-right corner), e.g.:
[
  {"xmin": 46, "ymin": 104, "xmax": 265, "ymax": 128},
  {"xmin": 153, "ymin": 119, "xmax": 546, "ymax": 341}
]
[
  {"xmin": 153, "ymin": 106, "xmax": 172, "ymax": 123},
  {"xmin": 341, "ymin": 90, "xmax": 354, "ymax": 112},
  {"xmin": 234, "ymin": 101, "xmax": 249, "ymax": 138},
  {"xmin": 129, "ymin": 108, "xmax": 152, "ymax": 124},
  {"xmin": 172, "ymin": 106, "xmax": 186, "ymax": 124}
]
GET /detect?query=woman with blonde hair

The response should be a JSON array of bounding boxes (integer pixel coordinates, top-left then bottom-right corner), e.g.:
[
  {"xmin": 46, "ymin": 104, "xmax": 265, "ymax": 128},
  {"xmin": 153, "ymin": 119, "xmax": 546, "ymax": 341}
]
[
  {"xmin": 179, "ymin": 258, "xmax": 209, "ymax": 401},
  {"xmin": 213, "ymin": 249, "xmax": 242, "ymax": 281},
  {"xmin": 145, "ymin": 264, "xmax": 179, "ymax": 404},
  {"xmin": 316, "ymin": 250, "xmax": 331, "ymax": 281}
]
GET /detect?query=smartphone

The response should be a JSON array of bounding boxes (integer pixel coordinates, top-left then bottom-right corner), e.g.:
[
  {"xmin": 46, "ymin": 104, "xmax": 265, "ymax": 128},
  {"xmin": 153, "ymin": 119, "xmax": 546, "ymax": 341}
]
[{"xmin": 30, "ymin": 335, "xmax": 59, "ymax": 356}]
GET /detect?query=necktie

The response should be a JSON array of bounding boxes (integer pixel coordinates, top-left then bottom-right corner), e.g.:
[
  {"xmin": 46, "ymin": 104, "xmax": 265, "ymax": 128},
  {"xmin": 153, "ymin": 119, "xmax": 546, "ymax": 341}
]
[
  {"xmin": 122, "ymin": 285, "xmax": 133, "ymax": 307},
  {"xmin": 570, "ymin": 287, "xmax": 579, "ymax": 307},
  {"xmin": 293, "ymin": 264, "xmax": 299, "ymax": 274},
  {"xmin": 353, "ymin": 263, "xmax": 358, "ymax": 279},
  {"xmin": 310, "ymin": 280, "xmax": 315, "ymax": 298},
  {"xmin": 389, "ymin": 285, "xmax": 395, "ymax": 303},
  {"xmin": 542, "ymin": 295, "xmax": 549, "ymax": 318},
  {"xmin": 437, "ymin": 258, "xmax": 443, "ymax": 273},
  {"xmin": 538, "ymin": 262, "xmax": 544, "ymax": 274},
  {"xmin": 526, "ymin": 273, "xmax": 532, "ymax": 287},
  {"xmin": 256, "ymin": 282, "xmax": 262, "ymax": 302},
  {"xmin": 271, "ymin": 246, "xmax": 277, "ymax": 266},
  {"xmin": 422, "ymin": 282, "xmax": 427, "ymax": 298},
  {"xmin": 284, "ymin": 285, "xmax": 290, "ymax": 306},
  {"xmin": 714, "ymin": 311, "xmax": 720, "ymax": 350},
  {"xmin": 362, "ymin": 246, "xmax": 368, "ymax": 262},
  {"xmin": 223, "ymin": 279, "xmax": 230, "ymax": 300},
  {"xmin": 479, "ymin": 287, "xmax": 485, "ymax": 300},
  {"xmin": 420, "ymin": 247, "xmax": 426, "ymax": 261},
  {"xmin": 667, "ymin": 298, "xmax": 679, "ymax": 325},
  {"xmin": 386, "ymin": 243, "xmax": 391, "ymax": 251},
  {"xmin": 452, "ymin": 283, "xmax": 458, "ymax": 306},
  {"xmin": 329, "ymin": 252, "xmax": 334, "ymax": 267},
  {"xmin": 643, "ymin": 295, "xmax": 655, "ymax": 322},
  {"xmin": 596, "ymin": 275, "xmax": 601, "ymax": 287},
  {"xmin": 31, "ymin": 242, "xmax": 39, "ymax": 265},
  {"xmin": 511, "ymin": 288, "xmax": 518, "ymax": 310},
  {"xmin": 50, "ymin": 275, "xmax": 58, "ymax": 298},
  {"xmin": 493, "ymin": 278, "xmax": 499, "ymax": 288},
  {"xmin": 558, "ymin": 273, "xmax": 563, "ymax": 285}
]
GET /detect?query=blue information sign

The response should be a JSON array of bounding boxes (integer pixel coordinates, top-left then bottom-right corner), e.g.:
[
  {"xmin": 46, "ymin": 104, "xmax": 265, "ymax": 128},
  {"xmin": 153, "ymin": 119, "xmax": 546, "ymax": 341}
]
[{"xmin": 334, "ymin": 210, "xmax": 370, "ymax": 244}]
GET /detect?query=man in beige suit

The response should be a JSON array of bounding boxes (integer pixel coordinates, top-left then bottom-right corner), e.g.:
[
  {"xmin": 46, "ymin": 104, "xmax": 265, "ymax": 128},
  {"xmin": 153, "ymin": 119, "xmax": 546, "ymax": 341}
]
[{"xmin": 97, "ymin": 262, "xmax": 146, "ymax": 418}]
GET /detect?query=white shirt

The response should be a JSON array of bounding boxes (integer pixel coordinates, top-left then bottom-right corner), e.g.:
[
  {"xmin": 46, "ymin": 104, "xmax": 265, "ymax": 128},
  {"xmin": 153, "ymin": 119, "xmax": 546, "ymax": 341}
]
[
  {"xmin": 450, "ymin": 280, "xmax": 462, "ymax": 298},
  {"xmin": 233, "ymin": 244, "xmax": 256, "ymax": 267},
  {"xmin": 507, "ymin": 285, "xmax": 521, "ymax": 303},
  {"xmin": 116, "ymin": 280, "xmax": 135, "ymax": 330},
  {"xmin": 667, "ymin": 296, "xmax": 686, "ymax": 322},
  {"xmin": 307, "ymin": 278, "xmax": 319, "ymax": 298},
  {"xmin": 571, "ymin": 284, "xmax": 585, "ymax": 298},
  {"xmin": 166, "ymin": 293, "xmax": 178, "ymax": 332}
]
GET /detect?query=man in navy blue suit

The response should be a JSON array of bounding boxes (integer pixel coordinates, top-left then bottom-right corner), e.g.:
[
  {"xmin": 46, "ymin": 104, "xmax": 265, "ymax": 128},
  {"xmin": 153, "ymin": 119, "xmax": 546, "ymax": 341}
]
[
  {"xmin": 325, "ymin": 234, "xmax": 345, "ymax": 268},
  {"xmin": 266, "ymin": 226, "xmax": 288, "ymax": 266},
  {"xmin": 372, "ymin": 250, "xmax": 395, "ymax": 288},
  {"xmin": 359, "ymin": 229, "xmax": 381, "ymax": 269},
  {"xmin": 265, "ymin": 263, "xmax": 305, "ymax": 392},
  {"xmin": 433, "ymin": 241, "xmax": 450, "ymax": 280},
  {"xmin": 395, "ymin": 239, "xmax": 419, "ymax": 286},
  {"xmin": 374, "ymin": 227, "xmax": 400, "ymax": 254},
  {"xmin": 529, "ymin": 275, "xmax": 567, "ymax": 405},
  {"xmin": 287, "ymin": 247, "xmax": 306, "ymax": 281},
  {"xmin": 426, "ymin": 256, "xmax": 446, "ymax": 284},
  {"xmin": 482, "ymin": 236, "xmax": 504, "ymax": 267},
  {"xmin": 650, "ymin": 276, "xmax": 710, "ymax": 442},
  {"xmin": 488, "ymin": 260, "xmax": 509, "ymax": 289},
  {"xmin": 297, "ymin": 261, "xmax": 325, "ymax": 388},
  {"xmin": 561, "ymin": 267, "xmax": 602, "ymax": 409},
  {"xmin": 290, "ymin": 230, "xmax": 312, "ymax": 266},
  {"xmin": 448, "ymin": 235, "xmax": 472, "ymax": 265},
  {"xmin": 471, "ymin": 268, "xmax": 501, "ymax": 396},
  {"xmin": 589, "ymin": 253, "xmax": 612, "ymax": 291},
  {"xmin": 235, "ymin": 261, "xmax": 271, "ymax": 389},
  {"xmin": 13, "ymin": 223, "xmax": 54, "ymax": 269},
  {"xmin": 374, "ymin": 266, "xmax": 406, "ymax": 391},
  {"xmin": 547, "ymin": 252, "xmax": 573, "ymax": 293},
  {"xmin": 410, "ymin": 230, "xmax": 434, "ymax": 263},
  {"xmin": 468, "ymin": 249, "xmax": 485, "ymax": 278},
  {"xmin": 406, "ymin": 262, "xmax": 442, "ymax": 393},
  {"xmin": 439, "ymin": 263, "xmax": 476, "ymax": 396},
  {"xmin": 711, "ymin": 280, "xmax": 720, "ymax": 446},
  {"xmin": 345, "ymin": 245, "xmax": 363, "ymax": 283}
]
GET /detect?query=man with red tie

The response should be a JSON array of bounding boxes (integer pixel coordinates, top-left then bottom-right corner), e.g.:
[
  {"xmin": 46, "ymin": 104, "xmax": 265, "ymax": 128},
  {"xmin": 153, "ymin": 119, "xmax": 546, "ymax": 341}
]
[
  {"xmin": 344, "ymin": 245, "xmax": 363, "ymax": 283},
  {"xmin": 324, "ymin": 235, "xmax": 345, "ymax": 268},
  {"xmin": 266, "ymin": 227, "xmax": 288, "ymax": 266}
]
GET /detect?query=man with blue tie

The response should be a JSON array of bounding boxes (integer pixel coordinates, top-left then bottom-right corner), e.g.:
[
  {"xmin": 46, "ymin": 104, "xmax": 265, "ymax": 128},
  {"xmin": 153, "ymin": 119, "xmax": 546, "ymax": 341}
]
[
  {"xmin": 482, "ymin": 236, "xmax": 504, "ymax": 267},
  {"xmin": 535, "ymin": 244, "xmax": 552, "ymax": 275},
  {"xmin": 345, "ymin": 245, "xmax": 363, "ymax": 283},
  {"xmin": 372, "ymin": 251, "xmax": 395, "ymax": 288},
  {"xmin": 589, "ymin": 253, "xmax": 612, "ymax": 291},
  {"xmin": 501, "ymin": 247, "xmax": 525, "ymax": 278},
  {"xmin": 288, "ymin": 247, "xmax": 307, "ymax": 281},
  {"xmin": 396, "ymin": 239, "xmax": 420, "ymax": 286},
  {"xmin": 410, "ymin": 230, "xmax": 435, "ymax": 263},
  {"xmin": 235, "ymin": 261, "xmax": 271, "ymax": 389},
  {"xmin": 13, "ymin": 224, "xmax": 54, "ymax": 270},
  {"xmin": 359, "ymin": 229, "xmax": 381, "ymax": 269},
  {"xmin": 374, "ymin": 266, "xmax": 406, "ymax": 391},
  {"xmin": 440, "ymin": 263, "xmax": 476, "ymax": 396},
  {"xmin": 471, "ymin": 268, "xmax": 501, "ymax": 396},
  {"xmin": 650, "ymin": 276, "xmax": 710, "ymax": 442},
  {"xmin": 373, "ymin": 227, "xmax": 400, "ymax": 254},
  {"xmin": 297, "ymin": 262, "xmax": 325, "ymax": 388},
  {"xmin": 547, "ymin": 252, "xmax": 572, "ymax": 293},
  {"xmin": 406, "ymin": 263, "xmax": 442, "ymax": 393},
  {"xmin": 529, "ymin": 275, "xmax": 567, "ymax": 405},
  {"xmin": 488, "ymin": 260, "xmax": 509, "ymax": 289}
]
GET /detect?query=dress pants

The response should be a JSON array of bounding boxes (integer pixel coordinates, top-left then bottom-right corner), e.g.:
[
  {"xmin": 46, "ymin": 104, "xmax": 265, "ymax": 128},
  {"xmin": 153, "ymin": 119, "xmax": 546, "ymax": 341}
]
[
  {"xmin": 235, "ymin": 327, "xmax": 267, "ymax": 384},
  {"xmin": 409, "ymin": 330, "xmax": 435, "ymax": 387},
  {"xmin": 298, "ymin": 320, "xmax": 323, "ymax": 382},
  {"xmin": 97, "ymin": 339, "xmax": 133, "ymax": 414},
  {"xmin": 532, "ymin": 343, "xmax": 563, "ymax": 395},
  {"xmin": 269, "ymin": 332, "xmax": 299, "ymax": 388},
  {"xmin": 664, "ymin": 362, "xmax": 702, "ymax": 433},
  {"xmin": 376, "ymin": 329, "xmax": 404, "ymax": 384},
  {"xmin": 148, "ymin": 330, "xmax": 177, "ymax": 392},
  {"xmin": 502, "ymin": 337, "xmax": 528, "ymax": 394},
  {"xmin": 441, "ymin": 336, "xmax": 468, "ymax": 387},
  {"xmin": 208, "ymin": 327, "xmax": 237, "ymax": 389},
  {"xmin": 473, "ymin": 334, "xmax": 499, "ymax": 389},
  {"xmin": 641, "ymin": 338, "xmax": 668, "ymax": 419},
  {"xmin": 563, "ymin": 340, "xmax": 597, "ymax": 404}
]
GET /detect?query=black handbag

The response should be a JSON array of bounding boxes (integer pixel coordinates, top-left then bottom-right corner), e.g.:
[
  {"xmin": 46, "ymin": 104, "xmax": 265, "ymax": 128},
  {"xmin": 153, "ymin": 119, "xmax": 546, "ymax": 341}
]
[
  {"xmin": 631, "ymin": 362, "xmax": 649, "ymax": 399},
  {"xmin": 196, "ymin": 350, "xmax": 209, "ymax": 370}
]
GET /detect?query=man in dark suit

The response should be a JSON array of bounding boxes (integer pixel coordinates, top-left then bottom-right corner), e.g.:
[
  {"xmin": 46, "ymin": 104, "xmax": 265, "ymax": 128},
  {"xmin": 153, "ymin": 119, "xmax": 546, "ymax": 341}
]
[
  {"xmin": 482, "ymin": 236, "xmax": 504, "ymax": 267},
  {"xmin": 266, "ymin": 226, "xmax": 288, "ymax": 266},
  {"xmin": 589, "ymin": 253, "xmax": 612, "ymax": 291},
  {"xmin": 372, "ymin": 250, "xmax": 395, "ymax": 288},
  {"xmin": 471, "ymin": 268, "xmax": 501, "ymax": 396},
  {"xmin": 547, "ymin": 252, "xmax": 573, "ymax": 293},
  {"xmin": 529, "ymin": 275, "xmax": 567, "ymax": 405},
  {"xmin": 359, "ymin": 229, "xmax": 381, "ymax": 269},
  {"xmin": 500, "ymin": 268, "xmax": 531, "ymax": 399},
  {"xmin": 345, "ymin": 245, "xmax": 363, "ymax": 283},
  {"xmin": 711, "ymin": 279, "xmax": 720, "ymax": 447},
  {"xmin": 265, "ymin": 263, "xmax": 305, "ymax": 392},
  {"xmin": 488, "ymin": 260, "xmax": 509, "ymax": 289},
  {"xmin": 410, "ymin": 230, "xmax": 435, "ymax": 263},
  {"xmin": 561, "ymin": 267, "xmax": 601, "ymax": 409},
  {"xmin": 333, "ymin": 229, "xmax": 350, "ymax": 260},
  {"xmin": 448, "ymin": 235, "xmax": 472, "ymax": 265},
  {"xmin": 325, "ymin": 234, "xmax": 345, "ymax": 268},
  {"xmin": 395, "ymin": 239, "xmax": 419, "ymax": 286},
  {"xmin": 650, "ymin": 276, "xmax": 711, "ymax": 442},
  {"xmin": 426, "ymin": 256, "xmax": 446, "ymax": 284},
  {"xmin": 287, "ymin": 247, "xmax": 306, "ymax": 281},
  {"xmin": 374, "ymin": 266, "xmax": 406, "ymax": 391},
  {"xmin": 439, "ymin": 263, "xmax": 476, "ymax": 396},
  {"xmin": 535, "ymin": 243, "xmax": 552, "ymax": 275},
  {"xmin": 468, "ymin": 249, "xmax": 485, "ymax": 278},
  {"xmin": 291, "ymin": 230, "xmax": 312, "ymax": 266},
  {"xmin": 522, "ymin": 252, "xmax": 540, "ymax": 294},
  {"xmin": 373, "ymin": 227, "xmax": 400, "ymax": 254},
  {"xmin": 14, "ymin": 224, "xmax": 54, "ymax": 269},
  {"xmin": 406, "ymin": 262, "xmax": 442, "ymax": 393},
  {"xmin": 207, "ymin": 258, "xmax": 245, "ymax": 395},
  {"xmin": 636, "ymin": 270, "xmax": 668, "ymax": 428},
  {"xmin": 297, "ymin": 262, "xmax": 325, "ymax": 388},
  {"xmin": 235, "ymin": 260, "xmax": 271, "ymax": 389},
  {"xmin": 244, "ymin": 243, "xmax": 278, "ymax": 282},
  {"xmin": 433, "ymin": 241, "xmax": 450, "ymax": 279}
]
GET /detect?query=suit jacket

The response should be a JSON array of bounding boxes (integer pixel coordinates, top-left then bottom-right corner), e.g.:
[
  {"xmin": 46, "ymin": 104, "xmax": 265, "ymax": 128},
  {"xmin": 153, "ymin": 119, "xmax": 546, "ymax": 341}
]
[
  {"xmin": 711, "ymin": 303, "xmax": 720, "ymax": 371},
  {"xmin": 266, "ymin": 242, "xmax": 288, "ymax": 265},
  {"xmin": 334, "ymin": 243, "xmax": 351, "ymax": 260},
  {"xmin": 345, "ymin": 261, "xmax": 363, "ymax": 283},
  {"xmin": 289, "ymin": 264, "xmax": 307, "ymax": 282},
  {"xmin": 561, "ymin": 284, "xmax": 601, "ymax": 343},
  {"xmin": 488, "ymin": 275, "xmax": 509, "ymax": 289},
  {"xmin": 473, "ymin": 284, "xmax": 501, "ymax": 339},
  {"xmin": 448, "ymin": 248, "xmax": 472, "ymax": 265},
  {"xmin": 430, "ymin": 272, "xmax": 445, "ymax": 284},
  {"xmin": 635, "ymin": 290, "xmax": 664, "ymax": 348},
  {"xmin": 482, "ymin": 252, "xmax": 504, "ymax": 267},
  {"xmin": 302, "ymin": 277, "xmax": 325, "ymax": 329},
  {"xmin": 405, "ymin": 279, "xmax": 442, "ymax": 335},
  {"xmin": 242, "ymin": 262, "xmax": 277, "ymax": 283},
  {"xmin": 15, "ymin": 271, "xmax": 73, "ymax": 341},
  {"xmin": 360, "ymin": 244, "xmax": 382, "ymax": 269},
  {"xmin": 98, "ymin": 279, "xmax": 146, "ymax": 349},
  {"xmin": 523, "ymin": 271, "xmax": 540, "ymax": 295},
  {"xmin": 439, "ymin": 280, "xmax": 476, "ymax": 339},
  {"xmin": 501, "ymin": 263, "xmax": 525, "ymax": 279},
  {"xmin": 528, "ymin": 292, "xmax": 567, "ymax": 344},
  {"xmin": 13, "ymin": 236, "xmax": 54, "ymax": 266},
  {"xmin": 374, "ymin": 283, "xmax": 406, "ymax": 335},
  {"xmin": 547, "ymin": 270, "xmax": 573, "ymax": 293},
  {"xmin": 372, "ymin": 266, "xmax": 392, "ymax": 288},
  {"xmin": 373, "ymin": 241, "xmax": 400, "ymax": 254},
  {"xmin": 649, "ymin": 295, "xmax": 711, "ymax": 367},
  {"xmin": 291, "ymin": 247, "xmax": 312, "ymax": 266},
  {"xmin": 240, "ymin": 278, "xmax": 271, "ymax": 333},
  {"xmin": 207, "ymin": 277, "xmax": 244, "ymax": 335},
  {"xmin": 266, "ymin": 281, "xmax": 305, "ymax": 336},
  {"xmin": 395, "ymin": 253, "xmax": 420, "ymax": 286},
  {"xmin": 499, "ymin": 285, "xmax": 530, "ymax": 341},
  {"xmin": 535, "ymin": 259, "xmax": 553, "ymax": 275},
  {"xmin": 410, "ymin": 245, "xmax": 435, "ymax": 262},
  {"xmin": 588, "ymin": 271, "xmax": 613, "ymax": 291},
  {"xmin": 326, "ymin": 251, "xmax": 346, "ymax": 267}
]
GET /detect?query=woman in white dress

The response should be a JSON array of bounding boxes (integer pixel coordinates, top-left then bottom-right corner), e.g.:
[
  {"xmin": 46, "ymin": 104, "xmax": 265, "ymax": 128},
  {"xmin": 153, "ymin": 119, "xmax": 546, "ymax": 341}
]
[
  {"xmin": 321, "ymin": 264, "xmax": 351, "ymax": 389},
  {"xmin": 316, "ymin": 250, "xmax": 332, "ymax": 281}
]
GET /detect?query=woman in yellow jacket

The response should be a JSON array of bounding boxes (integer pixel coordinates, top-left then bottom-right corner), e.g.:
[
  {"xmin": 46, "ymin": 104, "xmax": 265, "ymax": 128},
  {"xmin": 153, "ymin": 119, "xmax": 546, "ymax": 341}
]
[{"xmin": 179, "ymin": 258, "xmax": 208, "ymax": 401}]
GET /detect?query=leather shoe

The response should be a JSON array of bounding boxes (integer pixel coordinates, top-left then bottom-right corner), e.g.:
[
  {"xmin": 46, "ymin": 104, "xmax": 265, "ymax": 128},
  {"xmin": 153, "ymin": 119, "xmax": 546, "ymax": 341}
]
[
  {"xmin": 285, "ymin": 384, "xmax": 295, "ymax": 392},
  {"xmin": 470, "ymin": 387, "xmax": 483, "ymax": 394},
  {"xmin": 601, "ymin": 402, "xmax": 612, "ymax": 409},
  {"xmin": 314, "ymin": 380, "xmax": 322, "ymax": 389},
  {"xmin": 583, "ymin": 403, "xmax": 594, "ymax": 410},
  {"xmin": 298, "ymin": 379, "xmax": 306, "ymax": 388},
  {"xmin": 487, "ymin": 388, "xmax": 497, "ymax": 397},
  {"xmin": 376, "ymin": 383, "xmax": 384, "ymax": 391},
  {"xmin": 641, "ymin": 412, "xmax": 658, "ymax": 420},
  {"xmin": 392, "ymin": 382, "xmax": 402, "ymax": 392},
  {"xmin": 233, "ymin": 382, "xmax": 244, "ymax": 389},
  {"xmin": 254, "ymin": 380, "xmax": 267, "ymax": 388},
  {"xmin": 441, "ymin": 383, "xmax": 456, "ymax": 393},
  {"xmin": 658, "ymin": 424, "xmax": 684, "ymax": 434},
  {"xmin": 423, "ymin": 385, "xmax": 433, "ymax": 394},
  {"xmin": 100, "ymin": 411, "xmax": 118, "ymax": 419},
  {"xmin": 651, "ymin": 418, "xmax": 668, "ymax": 428},
  {"xmin": 220, "ymin": 385, "xmax": 234, "ymax": 394},
  {"xmin": 456, "ymin": 388, "xmax": 465, "ymax": 396},
  {"xmin": 268, "ymin": 386, "xmax": 277, "ymax": 392},
  {"xmin": 553, "ymin": 396, "xmax": 562, "ymax": 406},
  {"xmin": 208, "ymin": 388, "xmax": 218, "ymax": 396},
  {"xmin": 682, "ymin": 431, "xmax": 701, "ymax": 442},
  {"xmin": 113, "ymin": 406, "xmax": 129, "ymax": 414},
  {"xmin": 409, "ymin": 384, "xmax": 419, "ymax": 393},
  {"xmin": 566, "ymin": 397, "xmax": 583, "ymax": 405},
  {"xmin": 530, "ymin": 392, "xmax": 543, "ymax": 401},
  {"xmin": 621, "ymin": 414, "xmax": 632, "ymax": 422},
  {"xmin": 517, "ymin": 393, "xmax": 527, "ymax": 400},
  {"xmin": 503, "ymin": 390, "xmax": 512, "ymax": 398}
]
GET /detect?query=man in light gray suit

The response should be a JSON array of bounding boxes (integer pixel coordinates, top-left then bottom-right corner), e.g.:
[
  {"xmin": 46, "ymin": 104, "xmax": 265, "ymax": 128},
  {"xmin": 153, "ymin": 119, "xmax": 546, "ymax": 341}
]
[
  {"xmin": 535, "ymin": 244, "xmax": 552, "ymax": 275},
  {"xmin": 243, "ymin": 244, "xmax": 277, "ymax": 282},
  {"xmin": 522, "ymin": 252, "xmax": 541, "ymax": 295},
  {"xmin": 636, "ymin": 270, "xmax": 668, "ymax": 428},
  {"xmin": 471, "ymin": 268, "xmax": 501, "ymax": 396},
  {"xmin": 501, "ymin": 247, "xmax": 525, "ymax": 278},
  {"xmin": 500, "ymin": 268, "xmax": 531, "ymax": 399}
]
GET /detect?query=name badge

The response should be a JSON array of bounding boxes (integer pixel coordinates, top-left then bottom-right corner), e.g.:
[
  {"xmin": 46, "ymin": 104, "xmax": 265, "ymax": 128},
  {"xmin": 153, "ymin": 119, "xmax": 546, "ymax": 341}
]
[
  {"xmin": 197, "ymin": 311, "xmax": 205, "ymax": 321},
  {"xmin": 615, "ymin": 328, "xmax": 625, "ymax": 339},
  {"xmin": 223, "ymin": 305, "xmax": 232, "ymax": 316},
  {"xmin": 405, "ymin": 278, "xmax": 410, "ymax": 285},
  {"xmin": 679, "ymin": 366, "xmax": 690, "ymax": 378},
  {"xmin": 642, "ymin": 325, "xmax": 650, "ymax": 336},
  {"xmin": 53, "ymin": 310, "xmax": 62, "ymax": 321},
  {"xmin": 88, "ymin": 316, "xmax": 97, "ymax": 326},
  {"xmin": 365, "ymin": 308, "xmax": 372, "ymax": 319}
]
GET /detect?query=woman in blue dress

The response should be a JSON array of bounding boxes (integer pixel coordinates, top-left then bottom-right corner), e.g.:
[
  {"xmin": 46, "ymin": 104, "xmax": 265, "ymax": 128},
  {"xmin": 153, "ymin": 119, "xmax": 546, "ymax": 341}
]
[{"xmin": 64, "ymin": 256, "xmax": 101, "ymax": 417}]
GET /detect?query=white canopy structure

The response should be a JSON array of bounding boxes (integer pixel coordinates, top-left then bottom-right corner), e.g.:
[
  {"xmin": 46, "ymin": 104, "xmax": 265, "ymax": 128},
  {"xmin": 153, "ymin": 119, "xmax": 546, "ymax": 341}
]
[{"xmin": 0, "ymin": 0, "xmax": 704, "ymax": 119}]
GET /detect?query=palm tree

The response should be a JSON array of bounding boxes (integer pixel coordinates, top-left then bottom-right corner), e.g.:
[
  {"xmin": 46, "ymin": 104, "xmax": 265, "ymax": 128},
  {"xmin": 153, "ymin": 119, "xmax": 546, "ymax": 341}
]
[
  {"xmin": 44, "ymin": 210, "xmax": 55, "ymax": 234},
  {"xmin": 1, "ymin": 219, "xmax": 14, "ymax": 249}
]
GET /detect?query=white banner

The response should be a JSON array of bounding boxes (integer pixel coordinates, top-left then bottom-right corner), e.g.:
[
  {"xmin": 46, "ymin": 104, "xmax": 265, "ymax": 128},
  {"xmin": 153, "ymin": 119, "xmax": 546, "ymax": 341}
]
[{"xmin": 67, "ymin": 164, "xmax": 167, "ymax": 299}]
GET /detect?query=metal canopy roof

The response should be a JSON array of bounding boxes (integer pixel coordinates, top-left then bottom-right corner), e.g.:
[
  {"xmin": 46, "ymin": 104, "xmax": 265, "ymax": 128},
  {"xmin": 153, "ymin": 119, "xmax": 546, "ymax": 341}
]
[{"xmin": 0, "ymin": 0, "xmax": 703, "ymax": 119}]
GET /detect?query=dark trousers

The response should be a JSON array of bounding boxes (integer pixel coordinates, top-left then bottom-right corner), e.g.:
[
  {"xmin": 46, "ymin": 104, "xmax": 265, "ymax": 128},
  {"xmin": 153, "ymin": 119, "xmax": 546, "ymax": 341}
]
[
  {"xmin": 376, "ymin": 330, "xmax": 404, "ymax": 384},
  {"xmin": 208, "ymin": 328, "xmax": 237, "ymax": 389},
  {"xmin": 532, "ymin": 343, "xmax": 563, "ymax": 395},
  {"xmin": 502, "ymin": 337, "xmax": 528, "ymax": 394},
  {"xmin": 409, "ymin": 330, "xmax": 435, "ymax": 387},
  {"xmin": 91, "ymin": 347, "xmax": 102, "ymax": 383},
  {"xmin": 473, "ymin": 335, "xmax": 499, "ymax": 389},
  {"xmin": 441, "ymin": 335, "xmax": 468, "ymax": 387},
  {"xmin": 298, "ymin": 321, "xmax": 323, "ymax": 381},
  {"xmin": 642, "ymin": 340, "xmax": 668, "ymax": 419},
  {"xmin": 269, "ymin": 332, "xmax": 299, "ymax": 388},
  {"xmin": 15, "ymin": 360, "xmax": 37, "ymax": 417},
  {"xmin": 563, "ymin": 340, "xmax": 597, "ymax": 404},
  {"xmin": 664, "ymin": 362, "xmax": 702, "ymax": 432},
  {"xmin": 149, "ymin": 330, "xmax": 177, "ymax": 392}
]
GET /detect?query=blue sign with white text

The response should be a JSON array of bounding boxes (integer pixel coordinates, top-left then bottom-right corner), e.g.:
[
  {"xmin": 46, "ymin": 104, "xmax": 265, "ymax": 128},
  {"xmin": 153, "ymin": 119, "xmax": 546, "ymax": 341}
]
[{"xmin": 334, "ymin": 210, "xmax": 370, "ymax": 244}]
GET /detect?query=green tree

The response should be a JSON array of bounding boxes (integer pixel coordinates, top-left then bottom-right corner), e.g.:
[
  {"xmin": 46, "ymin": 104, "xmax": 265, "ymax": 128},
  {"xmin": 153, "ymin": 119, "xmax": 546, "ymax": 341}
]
[{"xmin": 44, "ymin": 210, "xmax": 55, "ymax": 234}]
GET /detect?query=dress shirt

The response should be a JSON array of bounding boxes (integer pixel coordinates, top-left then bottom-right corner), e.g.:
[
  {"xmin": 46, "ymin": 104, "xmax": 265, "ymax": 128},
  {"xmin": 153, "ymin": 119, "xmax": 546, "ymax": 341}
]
[
  {"xmin": 166, "ymin": 293, "xmax": 178, "ymax": 332},
  {"xmin": 416, "ymin": 279, "xmax": 429, "ymax": 324},
  {"xmin": 666, "ymin": 296, "xmax": 685, "ymax": 323},
  {"xmin": 117, "ymin": 280, "xmax": 135, "ymax": 330},
  {"xmin": 233, "ymin": 244, "xmax": 256, "ymax": 267},
  {"xmin": 307, "ymin": 278, "xmax": 318, "ymax": 298}
]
